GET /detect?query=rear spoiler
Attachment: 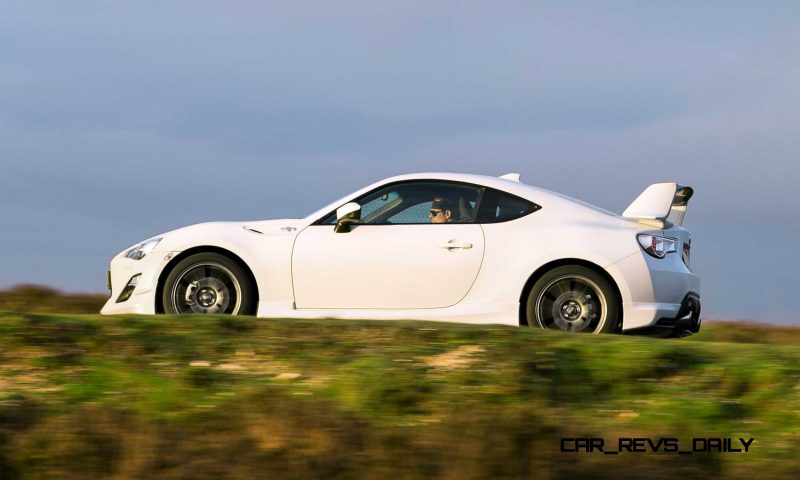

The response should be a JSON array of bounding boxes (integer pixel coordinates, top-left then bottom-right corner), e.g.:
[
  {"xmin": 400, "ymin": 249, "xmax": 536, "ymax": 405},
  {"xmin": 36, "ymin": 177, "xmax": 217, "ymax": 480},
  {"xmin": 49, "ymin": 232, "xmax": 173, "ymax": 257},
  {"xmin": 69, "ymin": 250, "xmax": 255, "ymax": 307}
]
[{"xmin": 622, "ymin": 183, "xmax": 694, "ymax": 227}]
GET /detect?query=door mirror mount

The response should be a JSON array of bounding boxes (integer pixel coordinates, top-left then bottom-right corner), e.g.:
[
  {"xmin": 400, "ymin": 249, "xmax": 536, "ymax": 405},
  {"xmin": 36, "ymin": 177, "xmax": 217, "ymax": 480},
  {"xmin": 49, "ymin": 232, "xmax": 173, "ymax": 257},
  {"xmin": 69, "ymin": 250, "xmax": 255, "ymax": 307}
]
[{"xmin": 335, "ymin": 202, "xmax": 361, "ymax": 233}]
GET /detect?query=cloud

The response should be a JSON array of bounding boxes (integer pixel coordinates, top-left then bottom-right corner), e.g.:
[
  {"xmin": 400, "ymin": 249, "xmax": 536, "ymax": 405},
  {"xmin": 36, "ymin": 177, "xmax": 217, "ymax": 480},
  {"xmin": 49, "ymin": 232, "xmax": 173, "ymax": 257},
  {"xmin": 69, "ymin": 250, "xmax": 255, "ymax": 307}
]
[{"xmin": 1, "ymin": 1, "xmax": 799, "ymax": 321}]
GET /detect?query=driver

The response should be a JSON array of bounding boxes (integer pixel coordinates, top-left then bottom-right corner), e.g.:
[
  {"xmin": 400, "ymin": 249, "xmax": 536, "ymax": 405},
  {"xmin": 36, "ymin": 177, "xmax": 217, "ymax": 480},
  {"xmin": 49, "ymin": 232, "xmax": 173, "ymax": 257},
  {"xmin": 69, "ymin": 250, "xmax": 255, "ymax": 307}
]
[{"xmin": 429, "ymin": 196, "xmax": 455, "ymax": 223}]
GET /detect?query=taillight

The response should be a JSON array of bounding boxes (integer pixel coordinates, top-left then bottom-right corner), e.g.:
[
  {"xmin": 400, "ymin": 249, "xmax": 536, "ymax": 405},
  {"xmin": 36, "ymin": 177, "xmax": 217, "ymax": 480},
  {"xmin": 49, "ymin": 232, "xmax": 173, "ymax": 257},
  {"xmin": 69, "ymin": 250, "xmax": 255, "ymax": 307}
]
[{"xmin": 637, "ymin": 234, "xmax": 677, "ymax": 259}]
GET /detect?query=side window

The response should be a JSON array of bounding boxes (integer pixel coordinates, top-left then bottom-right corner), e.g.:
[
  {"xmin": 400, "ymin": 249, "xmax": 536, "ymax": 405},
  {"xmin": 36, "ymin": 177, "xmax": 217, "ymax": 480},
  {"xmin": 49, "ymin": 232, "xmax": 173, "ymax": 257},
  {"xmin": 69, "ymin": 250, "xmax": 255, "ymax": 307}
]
[
  {"xmin": 360, "ymin": 190, "xmax": 401, "ymax": 219},
  {"xmin": 474, "ymin": 188, "xmax": 540, "ymax": 223},
  {"xmin": 386, "ymin": 201, "xmax": 432, "ymax": 224},
  {"xmin": 318, "ymin": 181, "xmax": 483, "ymax": 225}
]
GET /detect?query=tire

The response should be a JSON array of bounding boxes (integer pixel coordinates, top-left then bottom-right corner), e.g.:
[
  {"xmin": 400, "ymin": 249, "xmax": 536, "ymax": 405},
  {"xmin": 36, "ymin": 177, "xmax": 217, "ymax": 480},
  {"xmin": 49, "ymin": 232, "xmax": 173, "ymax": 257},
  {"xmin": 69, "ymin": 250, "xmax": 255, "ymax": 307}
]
[
  {"xmin": 162, "ymin": 253, "xmax": 257, "ymax": 315},
  {"xmin": 525, "ymin": 265, "xmax": 619, "ymax": 334}
]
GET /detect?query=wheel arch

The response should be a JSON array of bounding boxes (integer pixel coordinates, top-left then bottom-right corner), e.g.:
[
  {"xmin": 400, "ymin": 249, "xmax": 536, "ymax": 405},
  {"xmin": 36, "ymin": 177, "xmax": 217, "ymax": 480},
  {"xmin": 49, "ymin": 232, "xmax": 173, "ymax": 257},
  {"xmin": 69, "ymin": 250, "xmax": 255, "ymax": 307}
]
[
  {"xmin": 155, "ymin": 246, "xmax": 260, "ymax": 313},
  {"xmin": 517, "ymin": 258, "xmax": 623, "ymax": 331}
]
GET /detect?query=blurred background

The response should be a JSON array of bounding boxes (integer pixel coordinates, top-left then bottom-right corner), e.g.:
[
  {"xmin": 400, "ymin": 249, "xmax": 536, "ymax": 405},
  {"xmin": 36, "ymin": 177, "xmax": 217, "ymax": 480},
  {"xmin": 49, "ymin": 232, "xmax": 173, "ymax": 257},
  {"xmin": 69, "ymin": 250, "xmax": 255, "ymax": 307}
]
[{"xmin": 1, "ymin": 0, "xmax": 799, "ymax": 324}]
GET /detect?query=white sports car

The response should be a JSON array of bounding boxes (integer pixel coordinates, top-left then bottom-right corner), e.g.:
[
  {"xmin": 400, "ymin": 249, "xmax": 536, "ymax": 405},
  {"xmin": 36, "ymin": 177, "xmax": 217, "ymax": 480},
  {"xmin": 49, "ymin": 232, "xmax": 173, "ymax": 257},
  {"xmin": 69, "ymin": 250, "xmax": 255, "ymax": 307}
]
[{"xmin": 102, "ymin": 172, "xmax": 701, "ymax": 336}]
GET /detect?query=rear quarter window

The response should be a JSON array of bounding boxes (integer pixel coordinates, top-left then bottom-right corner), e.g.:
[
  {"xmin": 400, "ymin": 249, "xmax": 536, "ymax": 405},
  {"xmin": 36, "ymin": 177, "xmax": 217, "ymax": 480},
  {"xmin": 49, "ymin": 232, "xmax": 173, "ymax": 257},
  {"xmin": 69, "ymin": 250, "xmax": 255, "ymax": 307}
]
[{"xmin": 475, "ymin": 188, "xmax": 541, "ymax": 223}]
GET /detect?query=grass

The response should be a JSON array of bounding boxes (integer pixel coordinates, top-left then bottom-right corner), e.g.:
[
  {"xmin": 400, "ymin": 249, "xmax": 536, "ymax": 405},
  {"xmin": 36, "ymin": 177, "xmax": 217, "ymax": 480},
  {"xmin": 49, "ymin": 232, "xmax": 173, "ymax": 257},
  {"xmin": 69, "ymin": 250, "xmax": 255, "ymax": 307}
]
[
  {"xmin": 0, "ymin": 285, "xmax": 107, "ymax": 315},
  {"xmin": 0, "ymin": 309, "xmax": 799, "ymax": 479}
]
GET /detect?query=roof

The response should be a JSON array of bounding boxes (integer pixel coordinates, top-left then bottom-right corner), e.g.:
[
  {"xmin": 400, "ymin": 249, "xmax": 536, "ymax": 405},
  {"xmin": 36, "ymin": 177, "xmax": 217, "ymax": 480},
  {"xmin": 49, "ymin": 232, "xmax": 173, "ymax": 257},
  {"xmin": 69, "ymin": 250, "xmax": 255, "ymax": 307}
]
[{"xmin": 305, "ymin": 172, "xmax": 620, "ymax": 220}]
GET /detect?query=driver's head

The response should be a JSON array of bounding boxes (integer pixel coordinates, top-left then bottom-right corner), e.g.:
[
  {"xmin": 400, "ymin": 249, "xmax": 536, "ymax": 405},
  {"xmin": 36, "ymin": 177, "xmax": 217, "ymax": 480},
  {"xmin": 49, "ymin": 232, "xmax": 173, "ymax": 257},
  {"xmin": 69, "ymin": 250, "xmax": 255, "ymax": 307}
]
[{"xmin": 429, "ymin": 196, "xmax": 454, "ymax": 223}]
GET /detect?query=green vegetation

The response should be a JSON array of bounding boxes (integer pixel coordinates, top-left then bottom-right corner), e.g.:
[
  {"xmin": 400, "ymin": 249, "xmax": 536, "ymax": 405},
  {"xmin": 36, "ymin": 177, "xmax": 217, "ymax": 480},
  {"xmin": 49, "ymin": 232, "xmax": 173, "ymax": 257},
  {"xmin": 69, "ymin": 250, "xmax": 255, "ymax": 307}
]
[
  {"xmin": 0, "ymin": 286, "xmax": 798, "ymax": 478},
  {"xmin": 0, "ymin": 285, "xmax": 106, "ymax": 315},
  {"xmin": 0, "ymin": 309, "xmax": 799, "ymax": 479}
]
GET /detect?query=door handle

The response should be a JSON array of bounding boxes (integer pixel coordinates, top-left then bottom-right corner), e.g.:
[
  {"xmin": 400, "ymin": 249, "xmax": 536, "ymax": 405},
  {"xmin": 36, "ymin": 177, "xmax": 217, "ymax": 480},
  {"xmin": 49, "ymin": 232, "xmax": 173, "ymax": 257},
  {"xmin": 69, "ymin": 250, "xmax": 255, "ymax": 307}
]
[{"xmin": 440, "ymin": 241, "xmax": 473, "ymax": 250}]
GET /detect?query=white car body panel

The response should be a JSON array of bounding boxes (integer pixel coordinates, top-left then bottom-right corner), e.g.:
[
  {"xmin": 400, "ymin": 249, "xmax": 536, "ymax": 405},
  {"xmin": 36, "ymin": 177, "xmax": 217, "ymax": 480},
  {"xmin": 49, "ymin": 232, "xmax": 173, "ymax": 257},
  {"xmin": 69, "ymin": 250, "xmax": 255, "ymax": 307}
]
[
  {"xmin": 292, "ymin": 224, "xmax": 485, "ymax": 309},
  {"xmin": 102, "ymin": 172, "xmax": 701, "ymax": 334}
]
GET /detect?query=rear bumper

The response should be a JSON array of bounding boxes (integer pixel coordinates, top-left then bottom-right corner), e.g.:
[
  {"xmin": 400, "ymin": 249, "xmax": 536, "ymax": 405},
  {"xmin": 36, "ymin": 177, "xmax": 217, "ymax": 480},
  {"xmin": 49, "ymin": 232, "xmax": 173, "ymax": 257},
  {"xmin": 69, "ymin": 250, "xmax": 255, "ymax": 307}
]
[
  {"xmin": 608, "ymin": 247, "xmax": 700, "ymax": 333},
  {"xmin": 625, "ymin": 292, "xmax": 701, "ymax": 337}
]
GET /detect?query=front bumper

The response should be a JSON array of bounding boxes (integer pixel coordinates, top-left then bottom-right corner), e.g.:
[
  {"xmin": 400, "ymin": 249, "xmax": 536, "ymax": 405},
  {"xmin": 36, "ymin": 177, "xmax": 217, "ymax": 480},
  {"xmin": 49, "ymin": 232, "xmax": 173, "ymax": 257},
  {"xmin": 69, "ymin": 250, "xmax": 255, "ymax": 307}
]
[{"xmin": 100, "ymin": 250, "xmax": 176, "ymax": 315}]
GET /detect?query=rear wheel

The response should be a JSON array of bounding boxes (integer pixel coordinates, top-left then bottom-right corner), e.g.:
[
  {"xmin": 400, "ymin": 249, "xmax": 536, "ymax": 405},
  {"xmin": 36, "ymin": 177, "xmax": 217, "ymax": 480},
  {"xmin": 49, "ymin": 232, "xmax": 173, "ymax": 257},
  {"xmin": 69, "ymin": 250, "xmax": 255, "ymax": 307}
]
[
  {"xmin": 526, "ymin": 265, "xmax": 619, "ymax": 334},
  {"xmin": 162, "ymin": 253, "xmax": 256, "ymax": 315}
]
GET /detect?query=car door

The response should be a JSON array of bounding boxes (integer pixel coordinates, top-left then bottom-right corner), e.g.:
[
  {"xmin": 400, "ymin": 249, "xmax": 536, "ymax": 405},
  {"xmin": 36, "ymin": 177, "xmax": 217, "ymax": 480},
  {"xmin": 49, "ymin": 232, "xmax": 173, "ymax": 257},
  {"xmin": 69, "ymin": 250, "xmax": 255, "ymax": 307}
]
[{"xmin": 291, "ymin": 181, "xmax": 485, "ymax": 309}]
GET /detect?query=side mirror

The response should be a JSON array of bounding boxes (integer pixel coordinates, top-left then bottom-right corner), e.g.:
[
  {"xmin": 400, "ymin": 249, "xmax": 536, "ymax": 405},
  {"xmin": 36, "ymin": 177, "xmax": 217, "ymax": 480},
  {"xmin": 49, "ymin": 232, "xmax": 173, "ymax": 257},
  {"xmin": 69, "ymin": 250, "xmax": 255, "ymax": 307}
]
[{"xmin": 335, "ymin": 202, "xmax": 361, "ymax": 233}]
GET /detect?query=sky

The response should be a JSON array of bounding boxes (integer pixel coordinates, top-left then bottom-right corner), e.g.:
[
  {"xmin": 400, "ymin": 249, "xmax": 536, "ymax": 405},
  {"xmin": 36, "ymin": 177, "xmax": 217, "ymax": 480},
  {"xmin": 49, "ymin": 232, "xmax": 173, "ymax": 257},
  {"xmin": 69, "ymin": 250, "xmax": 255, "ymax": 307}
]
[{"xmin": 1, "ymin": 1, "xmax": 799, "ymax": 324}]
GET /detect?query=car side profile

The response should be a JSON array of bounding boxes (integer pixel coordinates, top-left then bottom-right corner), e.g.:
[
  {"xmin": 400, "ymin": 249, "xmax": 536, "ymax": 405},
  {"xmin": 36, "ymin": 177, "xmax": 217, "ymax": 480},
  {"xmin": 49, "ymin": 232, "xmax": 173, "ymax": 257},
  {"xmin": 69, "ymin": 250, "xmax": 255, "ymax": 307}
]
[{"xmin": 101, "ymin": 172, "xmax": 701, "ymax": 336}]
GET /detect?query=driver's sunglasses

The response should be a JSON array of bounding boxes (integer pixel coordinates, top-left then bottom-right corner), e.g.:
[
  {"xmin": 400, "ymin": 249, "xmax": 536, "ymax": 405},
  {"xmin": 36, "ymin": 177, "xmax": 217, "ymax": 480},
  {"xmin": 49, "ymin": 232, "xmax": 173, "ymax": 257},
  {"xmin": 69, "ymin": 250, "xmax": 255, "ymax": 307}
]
[{"xmin": 429, "ymin": 209, "xmax": 444, "ymax": 216}]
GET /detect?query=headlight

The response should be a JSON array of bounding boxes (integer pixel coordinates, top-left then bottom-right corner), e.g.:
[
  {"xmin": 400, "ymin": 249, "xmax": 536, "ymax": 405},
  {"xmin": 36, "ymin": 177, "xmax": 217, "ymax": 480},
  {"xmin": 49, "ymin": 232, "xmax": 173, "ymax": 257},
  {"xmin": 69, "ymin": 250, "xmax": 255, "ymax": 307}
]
[
  {"xmin": 637, "ymin": 234, "xmax": 677, "ymax": 259},
  {"xmin": 125, "ymin": 238, "xmax": 162, "ymax": 260}
]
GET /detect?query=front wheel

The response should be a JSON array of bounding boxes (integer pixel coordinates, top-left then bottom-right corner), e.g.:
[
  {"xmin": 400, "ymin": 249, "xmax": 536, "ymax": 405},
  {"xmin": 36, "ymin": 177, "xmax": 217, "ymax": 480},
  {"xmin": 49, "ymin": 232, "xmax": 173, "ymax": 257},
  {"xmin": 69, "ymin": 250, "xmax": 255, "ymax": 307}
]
[
  {"xmin": 162, "ymin": 253, "xmax": 257, "ymax": 315},
  {"xmin": 525, "ymin": 266, "xmax": 619, "ymax": 334}
]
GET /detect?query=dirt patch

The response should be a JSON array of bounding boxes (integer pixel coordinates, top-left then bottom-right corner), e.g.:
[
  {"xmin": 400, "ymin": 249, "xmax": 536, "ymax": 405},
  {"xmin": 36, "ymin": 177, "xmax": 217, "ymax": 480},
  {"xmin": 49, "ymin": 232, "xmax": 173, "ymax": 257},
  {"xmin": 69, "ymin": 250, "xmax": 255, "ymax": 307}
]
[{"xmin": 423, "ymin": 345, "xmax": 485, "ymax": 369}]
